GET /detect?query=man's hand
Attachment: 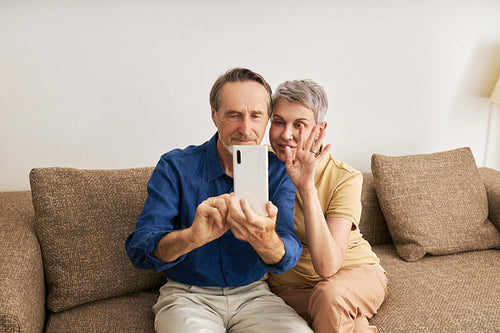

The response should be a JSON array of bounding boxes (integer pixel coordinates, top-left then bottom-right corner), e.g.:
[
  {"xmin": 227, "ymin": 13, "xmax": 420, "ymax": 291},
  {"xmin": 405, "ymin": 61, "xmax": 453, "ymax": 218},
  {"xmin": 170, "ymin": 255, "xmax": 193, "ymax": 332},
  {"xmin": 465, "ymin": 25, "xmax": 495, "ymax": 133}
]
[
  {"xmin": 190, "ymin": 194, "xmax": 231, "ymax": 244},
  {"xmin": 225, "ymin": 193, "xmax": 285, "ymax": 265},
  {"xmin": 153, "ymin": 194, "xmax": 229, "ymax": 263}
]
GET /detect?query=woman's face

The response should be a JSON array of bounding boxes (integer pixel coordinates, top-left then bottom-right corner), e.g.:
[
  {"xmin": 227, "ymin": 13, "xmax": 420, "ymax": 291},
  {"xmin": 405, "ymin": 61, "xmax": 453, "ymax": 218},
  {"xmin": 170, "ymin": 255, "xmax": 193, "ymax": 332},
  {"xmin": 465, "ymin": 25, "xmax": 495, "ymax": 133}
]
[{"xmin": 269, "ymin": 99, "xmax": 318, "ymax": 162}]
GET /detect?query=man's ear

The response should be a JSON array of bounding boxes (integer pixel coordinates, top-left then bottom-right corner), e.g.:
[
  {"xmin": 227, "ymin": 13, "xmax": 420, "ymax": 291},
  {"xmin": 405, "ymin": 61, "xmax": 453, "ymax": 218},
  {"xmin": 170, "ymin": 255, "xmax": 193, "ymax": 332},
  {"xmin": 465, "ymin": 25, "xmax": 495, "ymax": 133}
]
[{"xmin": 211, "ymin": 108, "xmax": 218, "ymax": 128}]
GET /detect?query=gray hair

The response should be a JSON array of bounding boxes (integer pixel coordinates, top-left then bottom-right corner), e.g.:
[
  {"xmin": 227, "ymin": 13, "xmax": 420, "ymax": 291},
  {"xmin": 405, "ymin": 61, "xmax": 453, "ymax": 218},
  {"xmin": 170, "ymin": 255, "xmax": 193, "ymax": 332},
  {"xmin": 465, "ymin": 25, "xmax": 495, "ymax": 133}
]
[
  {"xmin": 210, "ymin": 67, "xmax": 272, "ymax": 114},
  {"xmin": 271, "ymin": 79, "xmax": 328, "ymax": 123}
]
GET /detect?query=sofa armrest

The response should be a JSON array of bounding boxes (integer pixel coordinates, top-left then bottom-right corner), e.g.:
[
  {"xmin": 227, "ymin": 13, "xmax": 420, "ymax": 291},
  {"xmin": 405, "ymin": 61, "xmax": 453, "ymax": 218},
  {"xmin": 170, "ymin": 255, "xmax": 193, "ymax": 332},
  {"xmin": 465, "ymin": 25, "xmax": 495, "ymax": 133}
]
[
  {"xmin": 479, "ymin": 167, "xmax": 500, "ymax": 231},
  {"xmin": 0, "ymin": 191, "xmax": 45, "ymax": 333}
]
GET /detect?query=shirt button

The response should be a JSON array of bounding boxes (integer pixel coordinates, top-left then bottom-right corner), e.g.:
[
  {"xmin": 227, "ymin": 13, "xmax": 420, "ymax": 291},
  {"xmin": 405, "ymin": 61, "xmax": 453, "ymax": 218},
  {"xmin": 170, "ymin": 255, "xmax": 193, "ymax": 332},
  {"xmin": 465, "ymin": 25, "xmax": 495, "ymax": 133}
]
[{"xmin": 224, "ymin": 244, "xmax": 228, "ymax": 249}]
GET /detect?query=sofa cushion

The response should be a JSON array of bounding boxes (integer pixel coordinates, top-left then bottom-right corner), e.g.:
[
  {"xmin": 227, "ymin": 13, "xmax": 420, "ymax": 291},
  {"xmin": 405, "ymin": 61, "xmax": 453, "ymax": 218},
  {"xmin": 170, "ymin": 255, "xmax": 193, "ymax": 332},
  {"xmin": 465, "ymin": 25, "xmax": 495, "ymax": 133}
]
[
  {"xmin": 0, "ymin": 191, "xmax": 45, "ymax": 333},
  {"xmin": 370, "ymin": 244, "xmax": 500, "ymax": 332},
  {"xmin": 44, "ymin": 290, "xmax": 158, "ymax": 333},
  {"xmin": 371, "ymin": 147, "xmax": 500, "ymax": 261},
  {"xmin": 479, "ymin": 167, "xmax": 500, "ymax": 232},
  {"xmin": 30, "ymin": 167, "xmax": 166, "ymax": 313}
]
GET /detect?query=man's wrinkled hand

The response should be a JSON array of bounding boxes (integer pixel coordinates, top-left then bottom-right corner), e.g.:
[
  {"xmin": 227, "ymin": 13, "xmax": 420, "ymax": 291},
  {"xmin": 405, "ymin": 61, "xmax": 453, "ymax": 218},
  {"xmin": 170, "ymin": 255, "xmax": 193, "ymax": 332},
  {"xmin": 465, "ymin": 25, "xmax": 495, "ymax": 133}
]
[
  {"xmin": 224, "ymin": 194, "xmax": 284, "ymax": 265},
  {"xmin": 190, "ymin": 194, "xmax": 230, "ymax": 244}
]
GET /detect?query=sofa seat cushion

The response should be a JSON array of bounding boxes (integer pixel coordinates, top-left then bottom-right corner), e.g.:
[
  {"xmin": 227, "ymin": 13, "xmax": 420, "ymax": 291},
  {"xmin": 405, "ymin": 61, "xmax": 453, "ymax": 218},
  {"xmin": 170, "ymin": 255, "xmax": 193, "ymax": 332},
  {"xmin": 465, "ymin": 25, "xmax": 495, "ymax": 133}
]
[
  {"xmin": 29, "ymin": 167, "xmax": 166, "ymax": 313},
  {"xmin": 371, "ymin": 147, "xmax": 500, "ymax": 261},
  {"xmin": 45, "ymin": 290, "xmax": 158, "ymax": 333},
  {"xmin": 370, "ymin": 244, "xmax": 500, "ymax": 332}
]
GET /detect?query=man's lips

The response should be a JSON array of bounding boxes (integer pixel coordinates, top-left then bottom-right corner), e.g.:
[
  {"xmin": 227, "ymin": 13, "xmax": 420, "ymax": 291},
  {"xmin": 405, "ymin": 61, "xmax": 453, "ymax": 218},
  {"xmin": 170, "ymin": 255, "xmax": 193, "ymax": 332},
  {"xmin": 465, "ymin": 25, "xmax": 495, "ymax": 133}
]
[{"xmin": 233, "ymin": 139, "xmax": 255, "ymax": 144}]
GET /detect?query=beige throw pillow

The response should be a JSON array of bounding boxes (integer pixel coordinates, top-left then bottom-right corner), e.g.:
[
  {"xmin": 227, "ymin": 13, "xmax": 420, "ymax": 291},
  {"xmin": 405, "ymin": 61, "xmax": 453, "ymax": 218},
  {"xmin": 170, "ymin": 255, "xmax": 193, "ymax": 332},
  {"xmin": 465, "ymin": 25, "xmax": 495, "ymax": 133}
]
[
  {"xmin": 371, "ymin": 147, "xmax": 500, "ymax": 261},
  {"xmin": 30, "ymin": 167, "xmax": 166, "ymax": 312}
]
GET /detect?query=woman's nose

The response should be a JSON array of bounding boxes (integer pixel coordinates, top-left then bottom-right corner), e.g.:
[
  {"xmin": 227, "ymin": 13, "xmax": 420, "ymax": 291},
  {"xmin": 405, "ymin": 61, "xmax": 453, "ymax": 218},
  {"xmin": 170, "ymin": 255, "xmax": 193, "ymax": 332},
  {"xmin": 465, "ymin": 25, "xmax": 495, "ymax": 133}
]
[{"xmin": 281, "ymin": 125, "xmax": 294, "ymax": 141}]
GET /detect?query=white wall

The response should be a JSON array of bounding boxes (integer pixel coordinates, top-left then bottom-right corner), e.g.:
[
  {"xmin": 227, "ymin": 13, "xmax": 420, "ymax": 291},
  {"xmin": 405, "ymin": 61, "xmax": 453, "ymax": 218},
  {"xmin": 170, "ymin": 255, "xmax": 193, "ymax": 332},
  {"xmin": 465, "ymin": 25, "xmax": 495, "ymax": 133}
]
[{"xmin": 1, "ymin": 0, "xmax": 500, "ymax": 191}]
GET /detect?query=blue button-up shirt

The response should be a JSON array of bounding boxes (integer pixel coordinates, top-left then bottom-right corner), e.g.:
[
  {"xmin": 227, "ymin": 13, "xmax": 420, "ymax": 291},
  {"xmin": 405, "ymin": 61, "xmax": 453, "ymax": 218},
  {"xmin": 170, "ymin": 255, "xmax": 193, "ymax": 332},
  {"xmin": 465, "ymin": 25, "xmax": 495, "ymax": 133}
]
[{"xmin": 125, "ymin": 133, "xmax": 301, "ymax": 287}]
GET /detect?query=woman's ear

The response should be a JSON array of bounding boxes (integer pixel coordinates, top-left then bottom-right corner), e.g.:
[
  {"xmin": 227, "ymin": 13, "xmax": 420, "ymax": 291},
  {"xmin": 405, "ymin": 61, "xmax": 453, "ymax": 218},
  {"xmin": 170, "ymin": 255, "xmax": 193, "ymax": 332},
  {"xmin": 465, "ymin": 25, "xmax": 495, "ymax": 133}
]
[{"xmin": 319, "ymin": 121, "xmax": 327, "ymax": 131}]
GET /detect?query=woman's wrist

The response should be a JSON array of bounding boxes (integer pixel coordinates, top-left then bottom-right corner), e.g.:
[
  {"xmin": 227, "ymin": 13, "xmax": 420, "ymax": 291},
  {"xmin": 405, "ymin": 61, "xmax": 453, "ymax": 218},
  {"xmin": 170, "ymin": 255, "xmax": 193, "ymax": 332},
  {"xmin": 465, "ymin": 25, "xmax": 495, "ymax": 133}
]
[{"xmin": 298, "ymin": 186, "xmax": 318, "ymax": 198}]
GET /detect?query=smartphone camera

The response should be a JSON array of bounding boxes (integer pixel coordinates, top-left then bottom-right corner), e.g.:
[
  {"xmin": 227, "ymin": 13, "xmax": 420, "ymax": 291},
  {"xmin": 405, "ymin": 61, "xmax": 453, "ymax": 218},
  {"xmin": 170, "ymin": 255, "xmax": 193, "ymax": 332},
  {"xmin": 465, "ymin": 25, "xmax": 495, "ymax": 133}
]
[{"xmin": 236, "ymin": 149, "xmax": 241, "ymax": 164}]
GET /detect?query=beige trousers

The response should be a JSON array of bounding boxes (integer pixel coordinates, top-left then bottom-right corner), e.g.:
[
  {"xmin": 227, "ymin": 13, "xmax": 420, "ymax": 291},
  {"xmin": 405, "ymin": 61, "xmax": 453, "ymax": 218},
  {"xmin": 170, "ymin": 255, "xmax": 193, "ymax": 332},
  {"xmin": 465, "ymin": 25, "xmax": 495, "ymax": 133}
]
[
  {"xmin": 271, "ymin": 264, "xmax": 387, "ymax": 333},
  {"xmin": 153, "ymin": 278, "xmax": 313, "ymax": 333}
]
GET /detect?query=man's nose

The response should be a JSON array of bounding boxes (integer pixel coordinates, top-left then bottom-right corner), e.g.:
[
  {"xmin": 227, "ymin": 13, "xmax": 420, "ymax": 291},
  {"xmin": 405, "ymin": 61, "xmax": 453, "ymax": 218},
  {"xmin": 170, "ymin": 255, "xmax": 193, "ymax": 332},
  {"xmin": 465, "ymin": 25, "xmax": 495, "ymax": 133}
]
[{"xmin": 239, "ymin": 115, "xmax": 252, "ymax": 135}]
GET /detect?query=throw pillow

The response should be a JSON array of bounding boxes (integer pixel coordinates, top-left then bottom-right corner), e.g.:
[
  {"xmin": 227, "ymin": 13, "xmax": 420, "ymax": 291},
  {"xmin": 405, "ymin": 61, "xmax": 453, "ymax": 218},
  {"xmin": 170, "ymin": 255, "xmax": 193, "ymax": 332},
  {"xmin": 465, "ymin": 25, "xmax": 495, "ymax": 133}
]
[
  {"xmin": 371, "ymin": 147, "xmax": 500, "ymax": 261},
  {"xmin": 30, "ymin": 167, "xmax": 166, "ymax": 312}
]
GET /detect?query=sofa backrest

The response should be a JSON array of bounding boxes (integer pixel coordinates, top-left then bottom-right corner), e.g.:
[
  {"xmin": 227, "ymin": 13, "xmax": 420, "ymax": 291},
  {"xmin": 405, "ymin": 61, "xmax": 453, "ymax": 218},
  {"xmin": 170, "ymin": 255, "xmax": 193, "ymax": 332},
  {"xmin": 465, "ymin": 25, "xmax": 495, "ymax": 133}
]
[
  {"xmin": 0, "ymin": 191, "xmax": 45, "ymax": 333},
  {"xmin": 359, "ymin": 173, "xmax": 392, "ymax": 246},
  {"xmin": 29, "ymin": 167, "xmax": 166, "ymax": 313}
]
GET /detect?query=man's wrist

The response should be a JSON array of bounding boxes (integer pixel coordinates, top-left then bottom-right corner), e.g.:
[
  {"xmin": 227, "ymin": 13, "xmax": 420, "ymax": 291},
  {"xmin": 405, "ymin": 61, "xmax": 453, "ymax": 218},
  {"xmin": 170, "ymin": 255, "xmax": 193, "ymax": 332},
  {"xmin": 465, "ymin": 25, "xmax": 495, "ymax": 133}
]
[{"xmin": 253, "ymin": 233, "xmax": 285, "ymax": 265}]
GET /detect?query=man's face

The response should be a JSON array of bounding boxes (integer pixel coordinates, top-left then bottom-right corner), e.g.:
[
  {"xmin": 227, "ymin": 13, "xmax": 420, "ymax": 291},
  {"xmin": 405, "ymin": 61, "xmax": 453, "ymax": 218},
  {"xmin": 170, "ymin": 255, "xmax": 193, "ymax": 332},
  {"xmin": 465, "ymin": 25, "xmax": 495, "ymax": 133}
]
[
  {"xmin": 269, "ymin": 99, "xmax": 319, "ymax": 162},
  {"xmin": 212, "ymin": 81, "xmax": 270, "ymax": 153}
]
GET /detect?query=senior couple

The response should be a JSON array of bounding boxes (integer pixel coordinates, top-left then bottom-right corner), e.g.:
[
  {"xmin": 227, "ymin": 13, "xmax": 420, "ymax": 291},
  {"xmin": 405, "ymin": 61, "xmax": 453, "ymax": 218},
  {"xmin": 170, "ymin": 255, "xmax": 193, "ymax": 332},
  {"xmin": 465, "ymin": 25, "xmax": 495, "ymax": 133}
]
[{"xmin": 126, "ymin": 68, "xmax": 387, "ymax": 333}]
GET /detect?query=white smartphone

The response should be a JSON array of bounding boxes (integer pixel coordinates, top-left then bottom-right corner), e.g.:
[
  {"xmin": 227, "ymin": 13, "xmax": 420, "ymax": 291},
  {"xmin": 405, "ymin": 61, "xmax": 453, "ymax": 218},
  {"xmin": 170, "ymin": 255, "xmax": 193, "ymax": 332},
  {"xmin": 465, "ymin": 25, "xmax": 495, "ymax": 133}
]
[{"xmin": 233, "ymin": 145, "xmax": 269, "ymax": 216}]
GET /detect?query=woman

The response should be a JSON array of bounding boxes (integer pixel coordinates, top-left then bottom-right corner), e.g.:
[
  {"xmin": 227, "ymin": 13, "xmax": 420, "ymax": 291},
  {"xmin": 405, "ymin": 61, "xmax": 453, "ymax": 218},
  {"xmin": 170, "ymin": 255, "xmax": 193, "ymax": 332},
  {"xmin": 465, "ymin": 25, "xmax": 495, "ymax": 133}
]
[{"xmin": 267, "ymin": 79, "xmax": 387, "ymax": 333}]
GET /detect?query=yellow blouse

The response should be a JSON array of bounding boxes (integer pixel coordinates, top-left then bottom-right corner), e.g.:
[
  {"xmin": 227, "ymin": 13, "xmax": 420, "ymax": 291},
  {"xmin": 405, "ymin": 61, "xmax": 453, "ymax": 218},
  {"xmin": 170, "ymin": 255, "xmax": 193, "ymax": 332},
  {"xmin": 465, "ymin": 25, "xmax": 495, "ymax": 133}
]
[{"xmin": 268, "ymin": 153, "xmax": 382, "ymax": 287}]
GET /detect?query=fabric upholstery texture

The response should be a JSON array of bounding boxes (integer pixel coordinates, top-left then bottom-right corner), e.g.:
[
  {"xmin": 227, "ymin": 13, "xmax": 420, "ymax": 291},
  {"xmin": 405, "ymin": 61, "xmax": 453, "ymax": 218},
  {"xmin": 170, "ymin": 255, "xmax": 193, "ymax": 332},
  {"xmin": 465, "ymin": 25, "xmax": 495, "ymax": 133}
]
[
  {"xmin": 0, "ymin": 191, "xmax": 45, "ymax": 333},
  {"xmin": 359, "ymin": 173, "xmax": 392, "ymax": 246},
  {"xmin": 479, "ymin": 167, "xmax": 500, "ymax": 231},
  {"xmin": 371, "ymin": 147, "xmax": 500, "ymax": 261},
  {"xmin": 371, "ymin": 244, "xmax": 500, "ymax": 332},
  {"xmin": 45, "ymin": 290, "xmax": 158, "ymax": 333},
  {"xmin": 29, "ymin": 167, "xmax": 166, "ymax": 313}
]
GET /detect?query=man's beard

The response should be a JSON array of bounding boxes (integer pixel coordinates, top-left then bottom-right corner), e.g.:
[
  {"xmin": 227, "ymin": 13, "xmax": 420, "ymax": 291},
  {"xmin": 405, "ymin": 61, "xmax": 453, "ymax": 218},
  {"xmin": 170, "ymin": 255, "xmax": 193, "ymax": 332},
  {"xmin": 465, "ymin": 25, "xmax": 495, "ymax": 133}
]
[
  {"xmin": 220, "ymin": 140, "xmax": 234, "ymax": 155},
  {"xmin": 220, "ymin": 135, "xmax": 258, "ymax": 154}
]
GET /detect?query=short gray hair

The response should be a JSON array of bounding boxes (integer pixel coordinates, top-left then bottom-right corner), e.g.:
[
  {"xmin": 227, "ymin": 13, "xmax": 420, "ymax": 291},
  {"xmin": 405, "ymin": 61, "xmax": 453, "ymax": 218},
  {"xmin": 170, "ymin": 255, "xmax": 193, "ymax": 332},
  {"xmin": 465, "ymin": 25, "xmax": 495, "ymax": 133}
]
[
  {"xmin": 210, "ymin": 67, "xmax": 272, "ymax": 114},
  {"xmin": 272, "ymin": 79, "xmax": 328, "ymax": 123}
]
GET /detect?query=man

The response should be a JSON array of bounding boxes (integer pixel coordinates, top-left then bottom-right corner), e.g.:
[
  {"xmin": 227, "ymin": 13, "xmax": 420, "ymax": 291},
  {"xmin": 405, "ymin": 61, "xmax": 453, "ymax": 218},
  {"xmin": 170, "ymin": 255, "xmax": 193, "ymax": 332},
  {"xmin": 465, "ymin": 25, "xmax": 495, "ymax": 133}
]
[{"xmin": 126, "ymin": 68, "xmax": 313, "ymax": 332}]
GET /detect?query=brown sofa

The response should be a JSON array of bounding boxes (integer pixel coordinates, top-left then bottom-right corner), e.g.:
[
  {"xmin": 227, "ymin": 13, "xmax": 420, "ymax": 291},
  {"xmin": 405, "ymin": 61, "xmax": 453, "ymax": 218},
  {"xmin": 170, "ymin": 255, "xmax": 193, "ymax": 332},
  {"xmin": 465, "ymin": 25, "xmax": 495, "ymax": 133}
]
[{"xmin": 1, "ymin": 149, "xmax": 499, "ymax": 332}]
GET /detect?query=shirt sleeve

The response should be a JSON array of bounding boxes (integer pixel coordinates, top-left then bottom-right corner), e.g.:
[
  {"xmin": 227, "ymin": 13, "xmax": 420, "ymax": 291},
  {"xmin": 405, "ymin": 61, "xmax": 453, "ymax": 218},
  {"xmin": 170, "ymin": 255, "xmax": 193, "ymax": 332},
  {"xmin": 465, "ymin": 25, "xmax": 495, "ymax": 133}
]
[
  {"xmin": 325, "ymin": 169, "xmax": 363, "ymax": 229},
  {"xmin": 261, "ymin": 167, "xmax": 302, "ymax": 274},
  {"xmin": 125, "ymin": 155, "xmax": 186, "ymax": 272}
]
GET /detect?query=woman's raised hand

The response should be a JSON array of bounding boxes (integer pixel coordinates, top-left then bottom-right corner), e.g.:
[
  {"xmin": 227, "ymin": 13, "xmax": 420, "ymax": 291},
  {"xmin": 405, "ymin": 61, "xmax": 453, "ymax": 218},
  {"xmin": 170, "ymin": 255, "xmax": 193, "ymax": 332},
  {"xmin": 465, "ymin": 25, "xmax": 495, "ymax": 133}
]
[{"xmin": 284, "ymin": 125, "xmax": 330, "ymax": 191}]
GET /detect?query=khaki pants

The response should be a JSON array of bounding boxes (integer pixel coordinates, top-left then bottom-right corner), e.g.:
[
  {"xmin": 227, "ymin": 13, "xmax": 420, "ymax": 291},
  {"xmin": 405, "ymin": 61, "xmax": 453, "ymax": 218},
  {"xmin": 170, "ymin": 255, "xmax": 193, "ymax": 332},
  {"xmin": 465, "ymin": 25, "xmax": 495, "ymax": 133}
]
[
  {"xmin": 153, "ymin": 278, "xmax": 313, "ymax": 333},
  {"xmin": 271, "ymin": 265, "xmax": 387, "ymax": 333}
]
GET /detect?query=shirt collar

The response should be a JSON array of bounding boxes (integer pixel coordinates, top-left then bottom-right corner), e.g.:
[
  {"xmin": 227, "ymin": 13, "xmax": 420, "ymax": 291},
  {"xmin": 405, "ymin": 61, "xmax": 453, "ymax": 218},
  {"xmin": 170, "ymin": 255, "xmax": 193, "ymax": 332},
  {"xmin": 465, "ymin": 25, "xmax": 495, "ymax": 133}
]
[{"xmin": 206, "ymin": 132, "xmax": 228, "ymax": 182}]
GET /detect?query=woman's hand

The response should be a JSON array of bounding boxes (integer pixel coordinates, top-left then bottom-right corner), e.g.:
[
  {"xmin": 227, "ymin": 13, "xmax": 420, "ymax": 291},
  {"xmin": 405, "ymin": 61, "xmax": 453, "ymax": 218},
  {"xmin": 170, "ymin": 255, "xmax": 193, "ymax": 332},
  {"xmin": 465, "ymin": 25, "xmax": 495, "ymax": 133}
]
[{"xmin": 285, "ymin": 124, "xmax": 331, "ymax": 191}]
